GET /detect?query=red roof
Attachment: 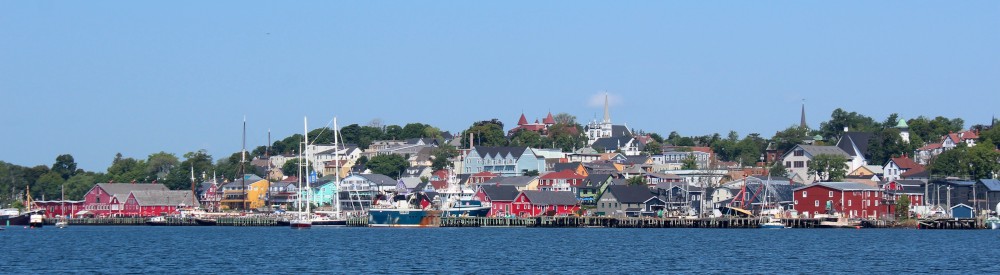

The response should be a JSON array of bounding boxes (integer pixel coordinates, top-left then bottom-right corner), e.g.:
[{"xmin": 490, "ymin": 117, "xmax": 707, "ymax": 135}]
[
  {"xmin": 543, "ymin": 112, "xmax": 555, "ymax": 124},
  {"xmin": 918, "ymin": 143, "xmax": 942, "ymax": 151},
  {"xmin": 890, "ymin": 156, "xmax": 923, "ymax": 170},
  {"xmin": 517, "ymin": 113, "xmax": 528, "ymax": 125},
  {"xmin": 539, "ymin": 169, "xmax": 585, "ymax": 180},
  {"xmin": 430, "ymin": 180, "xmax": 448, "ymax": 190},
  {"xmin": 960, "ymin": 130, "xmax": 979, "ymax": 140},
  {"xmin": 472, "ymin": 171, "xmax": 499, "ymax": 178}
]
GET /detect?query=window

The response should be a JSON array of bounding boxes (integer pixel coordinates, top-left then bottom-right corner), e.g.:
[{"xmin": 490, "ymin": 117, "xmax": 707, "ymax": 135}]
[
  {"xmin": 803, "ymin": 191, "xmax": 808, "ymax": 198},
  {"xmin": 785, "ymin": 161, "xmax": 791, "ymax": 168},
  {"xmin": 829, "ymin": 191, "xmax": 834, "ymax": 198},
  {"xmin": 794, "ymin": 161, "xmax": 804, "ymax": 168},
  {"xmin": 794, "ymin": 200, "xmax": 798, "ymax": 205},
  {"xmin": 794, "ymin": 150, "xmax": 804, "ymax": 156},
  {"xmin": 814, "ymin": 200, "xmax": 819, "ymax": 207},
  {"xmin": 848, "ymin": 200, "xmax": 852, "ymax": 207},
  {"xmin": 875, "ymin": 200, "xmax": 879, "ymax": 206}
]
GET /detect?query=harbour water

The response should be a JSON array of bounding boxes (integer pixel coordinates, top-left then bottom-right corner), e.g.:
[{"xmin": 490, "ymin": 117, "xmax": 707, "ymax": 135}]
[{"xmin": 4, "ymin": 226, "xmax": 999, "ymax": 274}]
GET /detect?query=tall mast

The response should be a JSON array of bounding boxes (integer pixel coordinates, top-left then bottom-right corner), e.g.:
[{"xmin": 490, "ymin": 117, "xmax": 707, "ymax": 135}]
[
  {"xmin": 190, "ymin": 165, "xmax": 196, "ymax": 209},
  {"xmin": 334, "ymin": 117, "xmax": 342, "ymax": 213},
  {"xmin": 241, "ymin": 116, "xmax": 248, "ymax": 211},
  {"xmin": 304, "ymin": 117, "xmax": 311, "ymax": 215},
  {"xmin": 265, "ymin": 129, "xmax": 272, "ymax": 208}
]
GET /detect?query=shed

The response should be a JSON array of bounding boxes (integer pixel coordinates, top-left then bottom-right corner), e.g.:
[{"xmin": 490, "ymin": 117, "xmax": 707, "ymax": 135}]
[{"xmin": 951, "ymin": 204, "xmax": 974, "ymax": 219}]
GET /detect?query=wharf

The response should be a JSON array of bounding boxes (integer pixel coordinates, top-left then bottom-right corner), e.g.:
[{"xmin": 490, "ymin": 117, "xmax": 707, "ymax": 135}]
[
  {"xmin": 43, "ymin": 216, "xmax": 282, "ymax": 226},
  {"xmin": 918, "ymin": 218, "xmax": 982, "ymax": 229},
  {"xmin": 350, "ymin": 216, "xmax": 823, "ymax": 228}
]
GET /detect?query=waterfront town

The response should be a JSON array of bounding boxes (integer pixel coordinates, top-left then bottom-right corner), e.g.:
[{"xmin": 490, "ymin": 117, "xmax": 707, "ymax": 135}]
[{"xmin": 4, "ymin": 96, "xmax": 1000, "ymax": 229}]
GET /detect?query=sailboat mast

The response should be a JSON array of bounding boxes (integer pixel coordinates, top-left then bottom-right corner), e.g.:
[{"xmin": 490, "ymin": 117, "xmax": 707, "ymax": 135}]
[
  {"xmin": 241, "ymin": 116, "xmax": 248, "ymax": 211},
  {"xmin": 304, "ymin": 117, "xmax": 311, "ymax": 215},
  {"xmin": 266, "ymin": 129, "xmax": 272, "ymax": 208},
  {"xmin": 333, "ymin": 117, "xmax": 341, "ymax": 213}
]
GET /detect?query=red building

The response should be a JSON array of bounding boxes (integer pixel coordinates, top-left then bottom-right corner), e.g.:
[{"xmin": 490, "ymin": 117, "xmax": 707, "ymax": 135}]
[
  {"xmin": 511, "ymin": 190, "xmax": 580, "ymax": 217},
  {"xmin": 883, "ymin": 180, "xmax": 925, "ymax": 208},
  {"xmin": 468, "ymin": 171, "xmax": 499, "ymax": 185},
  {"xmin": 122, "ymin": 190, "xmax": 200, "ymax": 217},
  {"xmin": 83, "ymin": 183, "xmax": 169, "ymax": 217},
  {"xmin": 475, "ymin": 185, "xmax": 520, "ymax": 217},
  {"xmin": 537, "ymin": 170, "xmax": 585, "ymax": 191},
  {"xmin": 33, "ymin": 200, "xmax": 84, "ymax": 218},
  {"xmin": 793, "ymin": 182, "xmax": 892, "ymax": 219}
]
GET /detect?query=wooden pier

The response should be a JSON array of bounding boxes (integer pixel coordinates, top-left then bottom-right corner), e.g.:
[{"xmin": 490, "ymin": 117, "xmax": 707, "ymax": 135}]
[
  {"xmin": 918, "ymin": 218, "xmax": 982, "ymax": 229},
  {"xmin": 43, "ymin": 216, "xmax": 281, "ymax": 226},
  {"xmin": 349, "ymin": 216, "xmax": 823, "ymax": 228}
]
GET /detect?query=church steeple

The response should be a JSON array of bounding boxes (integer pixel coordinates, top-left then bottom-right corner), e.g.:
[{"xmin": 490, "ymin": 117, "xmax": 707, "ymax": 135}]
[
  {"xmin": 800, "ymin": 99, "xmax": 808, "ymax": 129},
  {"xmin": 603, "ymin": 92, "xmax": 611, "ymax": 124}
]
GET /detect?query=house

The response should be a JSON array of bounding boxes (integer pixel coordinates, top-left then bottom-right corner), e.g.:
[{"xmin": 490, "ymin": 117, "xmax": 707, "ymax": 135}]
[
  {"xmin": 340, "ymin": 174, "xmax": 398, "ymax": 193},
  {"xmin": 196, "ymin": 180, "xmax": 222, "ymax": 211},
  {"xmin": 550, "ymin": 162, "xmax": 588, "ymax": 177},
  {"xmin": 480, "ymin": 176, "xmax": 538, "ymax": 191},
  {"xmin": 462, "ymin": 146, "xmax": 546, "ymax": 176},
  {"xmin": 927, "ymin": 180, "xmax": 975, "ymax": 210},
  {"xmin": 468, "ymin": 171, "xmax": 499, "ymax": 185},
  {"xmin": 914, "ymin": 130, "xmax": 980, "ymax": 165},
  {"xmin": 33, "ymin": 200, "xmax": 84, "ymax": 218},
  {"xmin": 951, "ymin": 204, "xmax": 974, "ymax": 219},
  {"xmin": 793, "ymin": 182, "xmax": 890, "ymax": 219},
  {"xmin": 266, "ymin": 180, "xmax": 298, "ymax": 209},
  {"xmin": 882, "ymin": 180, "xmax": 926, "ymax": 214},
  {"xmin": 596, "ymin": 185, "xmax": 664, "ymax": 217},
  {"xmin": 537, "ymin": 170, "xmax": 586, "ymax": 192},
  {"xmin": 653, "ymin": 147, "xmax": 713, "ymax": 170},
  {"xmin": 883, "ymin": 156, "xmax": 924, "ymax": 182},
  {"xmin": 836, "ymin": 131, "xmax": 873, "ymax": 172},
  {"xmin": 83, "ymin": 183, "xmax": 170, "ymax": 217},
  {"xmin": 591, "ymin": 136, "xmax": 643, "ymax": 156},
  {"xmin": 583, "ymin": 162, "xmax": 622, "ymax": 175},
  {"xmin": 511, "ymin": 190, "xmax": 580, "ymax": 217},
  {"xmin": 401, "ymin": 165, "xmax": 434, "ymax": 179},
  {"xmin": 654, "ymin": 182, "xmax": 704, "ymax": 215},
  {"xmin": 475, "ymin": 185, "xmax": 520, "ymax": 217},
  {"xmin": 781, "ymin": 145, "xmax": 853, "ymax": 183},
  {"xmin": 580, "ymin": 174, "xmax": 615, "ymax": 204},
  {"xmin": 122, "ymin": 190, "xmax": 199, "ymax": 217},
  {"xmin": 974, "ymin": 179, "xmax": 1000, "ymax": 213},
  {"xmin": 309, "ymin": 179, "xmax": 339, "ymax": 207},
  {"xmin": 219, "ymin": 175, "xmax": 267, "ymax": 210}
]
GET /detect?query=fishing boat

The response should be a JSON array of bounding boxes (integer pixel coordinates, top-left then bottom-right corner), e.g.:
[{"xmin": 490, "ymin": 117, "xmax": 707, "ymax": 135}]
[
  {"xmin": 988, "ymin": 202, "xmax": 1000, "ymax": 230},
  {"xmin": 368, "ymin": 192, "xmax": 441, "ymax": 227},
  {"xmin": 194, "ymin": 217, "xmax": 218, "ymax": 226},
  {"xmin": 29, "ymin": 213, "xmax": 44, "ymax": 228}
]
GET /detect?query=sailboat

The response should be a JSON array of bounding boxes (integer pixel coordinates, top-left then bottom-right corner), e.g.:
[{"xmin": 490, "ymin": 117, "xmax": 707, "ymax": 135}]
[
  {"xmin": 758, "ymin": 175, "xmax": 787, "ymax": 229},
  {"xmin": 290, "ymin": 117, "xmax": 313, "ymax": 229},
  {"xmin": 55, "ymin": 185, "xmax": 69, "ymax": 228},
  {"xmin": 312, "ymin": 117, "xmax": 348, "ymax": 226}
]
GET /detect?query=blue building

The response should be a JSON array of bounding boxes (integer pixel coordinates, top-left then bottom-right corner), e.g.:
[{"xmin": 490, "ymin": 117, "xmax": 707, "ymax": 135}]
[
  {"xmin": 462, "ymin": 147, "xmax": 546, "ymax": 177},
  {"xmin": 951, "ymin": 204, "xmax": 974, "ymax": 219}
]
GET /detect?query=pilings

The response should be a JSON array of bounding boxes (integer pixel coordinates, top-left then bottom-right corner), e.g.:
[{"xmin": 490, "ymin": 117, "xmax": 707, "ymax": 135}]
[
  {"xmin": 917, "ymin": 218, "xmax": 981, "ymax": 229},
  {"xmin": 422, "ymin": 217, "xmax": 822, "ymax": 228},
  {"xmin": 43, "ymin": 217, "xmax": 281, "ymax": 226}
]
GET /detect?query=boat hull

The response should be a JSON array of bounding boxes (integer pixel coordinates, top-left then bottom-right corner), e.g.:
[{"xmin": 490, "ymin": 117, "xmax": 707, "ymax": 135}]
[
  {"xmin": 290, "ymin": 221, "xmax": 312, "ymax": 229},
  {"xmin": 368, "ymin": 209, "xmax": 442, "ymax": 227},
  {"xmin": 312, "ymin": 219, "xmax": 347, "ymax": 226},
  {"xmin": 989, "ymin": 221, "xmax": 1000, "ymax": 230},
  {"xmin": 442, "ymin": 206, "xmax": 491, "ymax": 218},
  {"xmin": 194, "ymin": 218, "xmax": 218, "ymax": 226},
  {"xmin": 759, "ymin": 223, "xmax": 786, "ymax": 229}
]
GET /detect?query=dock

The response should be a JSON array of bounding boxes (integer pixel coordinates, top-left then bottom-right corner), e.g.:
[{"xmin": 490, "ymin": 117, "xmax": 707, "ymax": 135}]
[
  {"xmin": 44, "ymin": 216, "xmax": 282, "ymax": 226},
  {"xmin": 351, "ymin": 216, "xmax": 823, "ymax": 228},
  {"xmin": 918, "ymin": 218, "xmax": 982, "ymax": 229}
]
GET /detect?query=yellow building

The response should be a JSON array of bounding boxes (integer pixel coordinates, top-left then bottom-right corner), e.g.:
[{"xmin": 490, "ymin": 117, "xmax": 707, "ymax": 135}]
[{"xmin": 220, "ymin": 176, "xmax": 269, "ymax": 211}]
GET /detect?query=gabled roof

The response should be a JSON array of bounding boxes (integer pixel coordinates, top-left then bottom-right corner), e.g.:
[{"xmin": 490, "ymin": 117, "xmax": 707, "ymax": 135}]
[
  {"xmin": 478, "ymin": 185, "xmax": 520, "ymax": 201},
  {"xmin": 543, "ymin": 112, "xmax": 555, "ymax": 125},
  {"xmin": 794, "ymin": 182, "xmax": 880, "ymax": 191},
  {"xmin": 918, "ymin": 143, "xmax": 943, "ymax": 151},
  {"xmin": 358, "ymin": 174, "xmax": 397, "ymax": 186},
  {"xmin": 519, "ymin": 190, "xmax": 578, "ymax": 206},
  {"xmin": 129, "ymin": 190, "xmax": 198, "ymax": 206},
  {"xmin": 482, "ymin": 176, "xmax": 537, "ymax": 187},
  {"xmin": 474, "ymin": 146, "xmax": 529, "ymax": 159},
  {"xmin": 604, "ymin": 185, "xmax": 657, "ymax": 204},
  {"xmin": 624, "ymin": 156, "xmax": 650, "ymax": 165},
  {"xmin": 980, "ymin": 179, "xmax": 1000, "ymax": 192},
  {"xmin": 592, "ymin": 136, "xmax": 636, "ymax": 151},
  {"xmin": 610, "ymin": 125, "xmax": 632, "ymax": 137},
  {"xmin": 786, "ymin": 145, "xmax": 851, "ymax": 159},
  {"xmin": 95, "ymin": 183, "xmax": 169, "ymax": 201},
  {"xmin": 551, "ymin": 162, "xmax": 583, "ymax": 173},
  {"xmin": 889, "ymin": 156, "xmax": 923, "ymax": 170},
  {"xmin": 583, "ymin": 174, "xmax": 613, "ymax": 188},
  {"xmin": 901, "ymin": 169, "xmax": 929, "ymax": 179},
  {"xmin": 539, "ymin": 169, "xmax": 585, "ymax": 180},
  {"xmin": 836, "ymin": 132, "xmax": 873, "ymax": 158}
]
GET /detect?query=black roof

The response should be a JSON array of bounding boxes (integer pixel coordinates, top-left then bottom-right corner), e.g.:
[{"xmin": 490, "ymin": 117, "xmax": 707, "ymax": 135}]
[
  {"xmin": 552, "ymin": 162, "xmax": 582, "ymax": 173},
  {"xmin": 605, "ymin": 185, "xmax": 658, "ymax": 204},
  {"xmin": 592, "ymin": 136, "xmax": 634, "ymax": 151},
  {"xmin": 478, "ymin": 185, "xmax": 520, "ymax": 201},
  {"xmin": 837, "ymin": 132, "xmax": 874, "ymax": 157},
  {"xmin": 611, "ymin": 125, "xmax": 632, "ymax": 137},
  {"xmin": 583, "ymin": 174, "xmax": 613, "ymax": 188},
  {"xmin": 474, "ymin": 146, "xmax": 529, "ymax": 159},
  {"xmin": 521, "ymin": 190, "xmax": 579, "ymax": 206}
]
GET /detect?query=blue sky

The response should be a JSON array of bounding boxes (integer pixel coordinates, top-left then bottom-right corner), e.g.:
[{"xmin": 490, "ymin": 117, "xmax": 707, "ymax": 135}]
[{"xmin": 2, "ymin": 2, "xmax": 998, "ymax": 171}]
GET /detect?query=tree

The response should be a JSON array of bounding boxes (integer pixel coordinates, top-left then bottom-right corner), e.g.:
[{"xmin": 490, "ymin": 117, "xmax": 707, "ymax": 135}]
[
  {"xmin": 461, "ymin": 120, "xmax": 507, "ymax": 148},
  {"xmin": 643, "ymin": 140, "xmax": 662, "ymax": 155},
  {"xmin": 106, "ymin": 154, "xmax": 149, "ymax": 183},
  {"xmin": 649, "ymin": 133, "xmax": 665, "ymax": 143},
  {"xmin": 431, "ymin": 144, "xmax": 459, "ymax": 171},
  {"xmin": 769, "ymin": 162, "xmax": 789, "ymax": 178},
  {"xmin": 907, "ymin": 116, "xmax": 964, "ymax": 144},
  {"xmin": 51, "ymin": 154, "xmax": 77, "ymax": 180},
  {"xmin": 867, "ymin": 128, "xmax": 907, "ymax": 166},
  {"xmin": 967, "ymin": 141, "xmax": 1000, "ymax": 179},
  {"xmin": 681, "ymin": 154, "xmax": 699, "ymax": 170},
  {"xmin": 384, "ymin": 125, "xmax": 403, "ymax": 140},
  {"xmin": 808, "ymin": 154, "xmax": 850, "ymax": 182},
  {"xmin": 772, "ymin": 125, "xmax": 809, "ymax": 153},
  {"xmin": 509, "ymin": 129, "xmax": 545, "ymax": 148},
  {"xmin": 627, "ymin": 176, "xmax": 647, "ymax": 186},
  {"xmin": 281, "ymin": 158, "xmax": 312, "ymax": 178},
  {"xmin": 34, "ymin": 171, "xmax": 65, "ymax": 200},
  {"xmin": 895, "ymin": 195, "xmax": 911, "ymax": 220},
  {"xmin": 818, "ymin": 108, "xmax": 880, "ymax": 140},
  {"xmin": 401, "ymin": 123, "xmax": 429, "ymax": 139},
  {"xmin": 548, "ymin": 123, "xmax": 585, "ymax": 152},
  {"xmin": 366, "ymin": 154, "xmax": 410, "ymax": 178},
  {"xmin": 553, "ymin": 113, "xmax": 577, "ymax": 125},
  {"xmin": 146, "ymin": 151, "xmax": 179, "ymax": 180}
]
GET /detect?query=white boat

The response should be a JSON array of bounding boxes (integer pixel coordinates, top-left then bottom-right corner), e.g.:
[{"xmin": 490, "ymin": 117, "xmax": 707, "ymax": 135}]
[
  {"xmin": 291, "ymin": 117, "xmax": 313, "ymax": 229},
  {"xmin": 56, "ymin": 185, "xmax": 69, "ymax": 229},
  {"xmin": 760, "ymin": 216, "xmax": 786, "ymax": 229},
  {"xmin": 988, "ymin": 203, "xmax": 1000, "ymax": 230}
]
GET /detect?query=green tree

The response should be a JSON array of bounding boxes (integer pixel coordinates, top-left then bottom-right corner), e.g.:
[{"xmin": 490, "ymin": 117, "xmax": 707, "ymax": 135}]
[
  {"xmin": 808, "ymin": 154, "xmax": 850, "ymax": 182},
  {"xmin": 867, "ymin": 128, "xmax": 907, "ymax": 166},
  {"xmin": 642, "ymin": 140, "xmax": 663, "ymax": 155},
  {"xmin": 627, "ymin": 176, "xmax": 647, "ymax": 186},
  {"xmin": 384, "ymin": 125, "xmax": 403, "ymax": 140},
  {"xmin": 818, "ymin": 108, "xmax": 880, "ymax": 140},
  {"xmin": 431, "ymin": 144, "xmax": 459, "ymax": 171},
  {"xmin": 281, "ymin": 158, "xmax": 312, "ymax": 178},
  {"xmin": 64, "ymin": 173, "xmax": 97, "ymax": 200},
  {"xmin": 967, "ymin": 141, "xmax": 1000, "ymax": 179},
  {"xmin": 553, "ymin": 113, "xmax": 577, "ymax": 125},
  {"xmin": 929, "ymin": 146, "xmax": 969, "ymax": 178},
  {"xmin": 401, "ymin": 123, "xmax": 429, "ymax": 139},
  {"xmin": 107, "ymin": 153, "xmax": 150, "ymax": 183},
  {"xmin": 146, "ymin": 151, "xmax": 179, "ymax": 180},
  {"xmin": 509, "ymin": 129, "xmax": 545, "ymax": 148},
  {"xmin": 461, "ymin": 120, "xmax": 507, "ymax": 148},
  {"xmin": 681, "ymin": 154, "xmax": 699, "ymax": 170},
  {"xmin": 366, "ymin": 154, "xmax": 410, "ymax": 178},
  {"xmin": 51, "ymin": 154, "xmax": 77, "ymax": 180},
  {"xmin": 649, "ymin": 133, "xmax": 665, "ymax": 143},
  {"xmin": 34, "ymin": 171, "xmax": 65, "ymax": 200},
  {"xmin": 769, "ymin": 162, "xmax": 789, "ymax": 178},
  {"xmin": 772, "ymin": 125, "xmax": 809, "ymax": 153},
  {"xmin": 907, "ymin": 116, "xmax": 964, "ymax": 144},
  {"xmin": 895, "ymin": 195, "xmax": 911, "ymax": 220}
]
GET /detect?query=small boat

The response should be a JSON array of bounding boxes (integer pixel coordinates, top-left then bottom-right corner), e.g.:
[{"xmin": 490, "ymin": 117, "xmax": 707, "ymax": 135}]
[
  {"xmin": 194, "ymin": 217, "xmax": 218, "ymax": 226},
  {"xmin": 55, "ymin": 219, "xmax": 69, "ymax": 229},
  {"xmin": 311, "ymin": 215, "xmax": 347, "ymax": 226},
  {"xmin": 290, "ymin": 218, "xmax": 312, "ymax": 229},
  {"xmin": 146, "ymin": 216, "xmax": 169, "ymax": 226},
  {"xmin": 760, "ymin": 217, "xmax": 786, "ymax": 229},
  {"xmin": 29, "ymin": 213, "xmax": 44, "ymax": 228}
]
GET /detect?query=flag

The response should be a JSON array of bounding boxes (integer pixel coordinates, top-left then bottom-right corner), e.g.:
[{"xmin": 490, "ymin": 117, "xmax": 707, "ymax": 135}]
[{"xmin": 309, "ymin": 171, "xmax": 318, "ymax": 184}]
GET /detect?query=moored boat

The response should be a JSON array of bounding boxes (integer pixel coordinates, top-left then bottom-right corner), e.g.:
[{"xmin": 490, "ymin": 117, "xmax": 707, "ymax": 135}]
[
  {"xmin": 29, "ymin": 213, "xmax": 44, "ymax": 228},
  {"xmin": 146, "ymin": 216, "xmax": 168, "ymax": 226},
  {"xmin": 194, "ymin": 217, "xmax": 218, "ymax": 226},
  {"xmin": 759, "ymin": 217, "xmax": 786, "ymax": 229},
  {"xmin": 290, "ymin": 218, "xmax": 312, "ymax": 229}
]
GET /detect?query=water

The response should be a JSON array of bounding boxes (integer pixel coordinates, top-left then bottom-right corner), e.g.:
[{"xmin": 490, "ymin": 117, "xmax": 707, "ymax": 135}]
[{"xmin": 3, "ymin": 226, "xmax": 999, "ymax": 274}]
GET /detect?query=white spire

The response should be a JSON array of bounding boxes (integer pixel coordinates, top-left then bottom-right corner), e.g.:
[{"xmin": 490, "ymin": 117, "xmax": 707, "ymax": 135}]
[{"xmin": 602, "ymin": 92, "xmax": 611, "ymax": 124}]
